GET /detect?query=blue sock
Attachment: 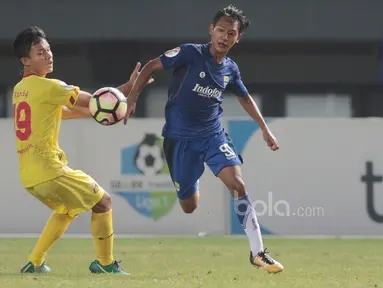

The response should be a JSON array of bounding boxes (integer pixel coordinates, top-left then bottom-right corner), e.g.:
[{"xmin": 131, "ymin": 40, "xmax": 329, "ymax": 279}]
[{"xmin": 233, "ymin": 194, "xmax": 264, "ymax": 255}]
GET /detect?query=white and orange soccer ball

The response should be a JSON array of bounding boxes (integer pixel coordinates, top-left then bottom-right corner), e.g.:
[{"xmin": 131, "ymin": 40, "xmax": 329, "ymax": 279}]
[{"xmin": 89, "ymin": 87, "xmax": 128, "ymax": 126}]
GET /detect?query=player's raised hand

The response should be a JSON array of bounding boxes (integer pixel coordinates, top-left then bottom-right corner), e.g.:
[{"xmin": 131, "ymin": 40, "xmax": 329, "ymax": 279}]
[
  {"xmin": 262, "ymin": 129, "xmax": 279, "ymax": 151},
  {"xmin": 123, "ymin": 62, "xmax": 154, "ymax": 125},
  {"xmin": 123, "ymin": 101, "xmax": 136, "ymax": 125},
  {"xmin": 129, "ymin": 62, "xmax": 141, "ymax": 84},
  {"xmin": 129, "ymin": 62, "xmax": 154, "ymax": 86}
]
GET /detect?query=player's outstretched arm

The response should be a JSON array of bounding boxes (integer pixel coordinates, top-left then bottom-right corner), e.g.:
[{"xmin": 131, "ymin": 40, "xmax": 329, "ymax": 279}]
[
  {"xmin": 123, "ymin": 44, "xmax": 195, "ymax": 123},
  {"xmin": 60, "ymin": 62, "xmax": 156, "ymax": 120},
  {"xmin": 237, "ymin": 94, "xmax": 280, "ymax": 151},
  {"xmin": 228, "ymin": 65, "xmax": 279, "ymax": 150},
  {"xmin": 237, "ymin": 94, "xmax": 267, "ymax": 130},
  {"xmin": 62, "ymin": 106, "xmax": 90, "ymax": 119},
  {"xmin": 47, "ymin": 80, "xmax": 92, "ymax": 119},
  {"xmin": 123, "ymin": 58, "xmax": 163, "ymax": 123},
  {"xmin": 61, "ymin": 91, "xmax": 92, "ymax": 119},
  {"xmin": 117, "ymin": 62, "xmax": 155, "ymax": 97},
  {"xmin": 75, "ymin": 91, "xmax": 92, "ymax": 108}
]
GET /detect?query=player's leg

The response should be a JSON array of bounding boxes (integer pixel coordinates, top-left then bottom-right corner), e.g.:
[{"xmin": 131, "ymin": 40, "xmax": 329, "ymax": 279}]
[
  {"xmin": 21, "ymin": 182, "xmax": 77, "ymax": 273},
  {"xmin": 163, "ymin": 137, "xmax": 205, "ymax": 213},
  {"xmin": 180, "ymin": 191, "xmax": 200, "ymax": 214},
  {"xmin": 217, "ymin": 166, "xmax": 283, "ymax": 273},
  {"xmin": 205, "ymin": 131, "xmax": 283, "ymax": 273},
  {"xmin": 88, "ymin": 191, "xmax": 127, "ymax": 274},
  {"xmin": 52, "ymin": 169, "xmax": 127, "ymax": 274},
  {"xmin": 21, "ymin": 213, "xmax": 75, "ymax": 273}
]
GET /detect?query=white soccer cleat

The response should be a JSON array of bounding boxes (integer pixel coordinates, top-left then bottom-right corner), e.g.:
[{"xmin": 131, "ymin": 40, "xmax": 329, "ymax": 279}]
[{"xmin": 250, "ymin": 248, "xmax": 284, "ymax": 274}]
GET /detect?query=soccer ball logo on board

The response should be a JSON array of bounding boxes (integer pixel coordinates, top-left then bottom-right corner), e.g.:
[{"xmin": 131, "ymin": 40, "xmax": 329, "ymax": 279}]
[{"xmin": 110, "ymin": 133, "xmax": 176, "ymax": 221}]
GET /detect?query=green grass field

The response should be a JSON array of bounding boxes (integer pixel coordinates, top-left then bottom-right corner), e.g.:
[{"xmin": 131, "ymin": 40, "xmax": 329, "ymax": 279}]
[{"xmin": 0, "ymin": 237, "xmax": 382, "ymax": 288}]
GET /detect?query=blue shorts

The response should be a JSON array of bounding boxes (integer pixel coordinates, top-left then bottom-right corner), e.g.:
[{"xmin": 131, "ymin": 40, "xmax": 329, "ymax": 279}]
[{"xmin": 163, "ymin": 130, "xmax": 243, "ymax": 200}]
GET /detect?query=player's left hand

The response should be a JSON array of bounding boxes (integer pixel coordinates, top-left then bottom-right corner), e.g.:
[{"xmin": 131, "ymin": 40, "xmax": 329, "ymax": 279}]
[
  {"xmin": 262, "ymin": 128, "xmax": 279, "ymax": 151},
  {"xmin": 129, "ymin": 62, "xmax": 154, "ymax": 86}
]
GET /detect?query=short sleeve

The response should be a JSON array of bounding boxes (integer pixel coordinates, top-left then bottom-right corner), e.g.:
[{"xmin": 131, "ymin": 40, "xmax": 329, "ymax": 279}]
[
  {"xmin": 226, "ymin": 69, "xmax": 248, "ymax": 97},
  {"xmin": 48, "ymin": 80, "xmax": 80, "ymax": 108},
  {"xmin": 159, "ymin": 44, "xmax": 195, "ymax": 70}
]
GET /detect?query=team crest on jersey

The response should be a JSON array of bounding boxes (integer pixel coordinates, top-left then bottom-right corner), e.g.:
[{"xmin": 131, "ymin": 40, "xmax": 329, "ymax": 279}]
[
  {"xmin": 223, "ymin": 76, "xmax": 230, "ymax": 88},
  {"xmin": 199, "ymin": 72, "xmax": 206, "ymax": 78},
  {"xmin": 164, "ymin": 47, "xmax": 180, "ymax": 58}
]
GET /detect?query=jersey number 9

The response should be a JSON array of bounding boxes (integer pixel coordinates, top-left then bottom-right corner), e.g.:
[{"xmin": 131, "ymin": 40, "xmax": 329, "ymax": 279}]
[{"xmin": 14, "ymin": 101, "xmax": 32, "ymax": 141}]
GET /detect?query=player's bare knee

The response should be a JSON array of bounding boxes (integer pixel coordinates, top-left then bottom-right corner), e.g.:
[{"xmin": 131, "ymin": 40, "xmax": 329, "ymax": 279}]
[
  {"xmin": 102, "ymin": 192, "xmax": 112, "ymax": 209},
  {"xmin": 181, "ymin": 203, "xmax": 197, "ymax": 214},
  {"xmin": 179, "ymin": 196, "xmax": 198, "ymax": 214},
  {"xmin": 92, "ymin": 192, "xmax": 112, "ymax": 213}
]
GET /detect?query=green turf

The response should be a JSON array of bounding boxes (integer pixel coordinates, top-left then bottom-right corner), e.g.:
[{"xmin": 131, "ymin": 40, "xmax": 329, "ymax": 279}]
[{"xmin": 0, "ymin": 237, "xmax": 382, "ymax": 288}]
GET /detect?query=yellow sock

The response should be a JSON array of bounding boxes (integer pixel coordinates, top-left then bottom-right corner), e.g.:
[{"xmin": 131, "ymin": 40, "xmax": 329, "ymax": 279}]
[
  {"xmin": 29, "ymin": 212, "xmax": 74, "ymax": 267},
  {"xmin": 91, "ymin": 210, "xmax": 114, "ymax": 266}
]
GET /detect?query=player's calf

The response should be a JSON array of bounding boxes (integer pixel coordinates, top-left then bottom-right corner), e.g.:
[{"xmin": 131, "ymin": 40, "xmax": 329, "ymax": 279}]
[
  {"xmin": 89, "ymin": 191, "xmax": 129, "ymax": 274},
  {"xmin": 218, "ymin": 166, "xmax": 284, "ymax": 273},
  {"xmin": 224, "ymin": 175, "xmax": 246, "ymax": 199},
  {"xmin": 217, "ymin": 165, "xmax": 246, "ymax": 198}
]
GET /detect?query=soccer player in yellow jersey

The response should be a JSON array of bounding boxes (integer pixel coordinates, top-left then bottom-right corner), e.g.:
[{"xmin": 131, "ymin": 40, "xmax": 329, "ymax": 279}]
[{"xmin": 12, "ymin": 26, "xmax": 152, "ymax": 275}]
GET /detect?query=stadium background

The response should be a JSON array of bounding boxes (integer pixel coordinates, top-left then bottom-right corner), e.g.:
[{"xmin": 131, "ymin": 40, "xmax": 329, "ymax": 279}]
[{"xmin": 0, "ymin": 0, "xmax": 383, "ymax": 238}]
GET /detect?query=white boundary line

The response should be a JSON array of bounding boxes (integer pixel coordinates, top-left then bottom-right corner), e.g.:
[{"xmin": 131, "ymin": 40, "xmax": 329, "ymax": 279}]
[{"xmin": 0, "ymin": 234, "xmax": 383, "ymax": 239}]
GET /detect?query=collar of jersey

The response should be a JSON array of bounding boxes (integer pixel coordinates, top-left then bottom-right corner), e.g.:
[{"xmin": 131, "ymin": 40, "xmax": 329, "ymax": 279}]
[
  {"xmin": 205, "ymin": 43, "xmax": 225, "ymax": 67},
  {"xmin": 23, "ymin": 73, "xmax": 37, "ymax": 78}
]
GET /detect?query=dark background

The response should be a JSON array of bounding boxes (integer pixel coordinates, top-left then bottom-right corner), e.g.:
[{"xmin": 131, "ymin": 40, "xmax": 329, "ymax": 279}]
[{"xmin": 1, "ymin": 0, "xmax": 383, "ymax": 118}]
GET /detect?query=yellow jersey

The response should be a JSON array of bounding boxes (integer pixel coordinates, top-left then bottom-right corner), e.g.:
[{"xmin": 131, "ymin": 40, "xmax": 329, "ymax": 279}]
[{"xmin": 12, "ymin": 74, "xmax": 80, "ymax": 188}]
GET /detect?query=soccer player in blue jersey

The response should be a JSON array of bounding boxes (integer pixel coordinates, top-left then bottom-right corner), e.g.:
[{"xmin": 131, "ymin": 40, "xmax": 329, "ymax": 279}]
[{"xmin": 124, "ymin": 5, "xmax": 283, "ymax": 273}]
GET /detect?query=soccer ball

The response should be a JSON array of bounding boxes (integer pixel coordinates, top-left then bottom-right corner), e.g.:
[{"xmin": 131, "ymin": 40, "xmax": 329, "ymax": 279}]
[
  {"xmin": 89, "ymin": 87, "xmax": 127, "ymax": 126},
  {"xmin": 134, "ymin": 134, "xmax": 165, "ymax": 176}
]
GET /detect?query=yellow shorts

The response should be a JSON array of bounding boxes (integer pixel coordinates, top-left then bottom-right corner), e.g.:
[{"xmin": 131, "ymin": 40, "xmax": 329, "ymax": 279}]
[{"xmin": 27, "ymin": 168, "xmax": 105, "ymax": 217}]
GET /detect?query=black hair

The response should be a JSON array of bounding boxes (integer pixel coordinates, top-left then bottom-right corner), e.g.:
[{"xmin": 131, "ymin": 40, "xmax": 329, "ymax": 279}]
[
  {"xmin": 13, "ymin": 26, "xmax": 47, "ymax": 59},
  {"xmin": 213, "ymin": 4, "xmax": 250, "ymax": 34}
]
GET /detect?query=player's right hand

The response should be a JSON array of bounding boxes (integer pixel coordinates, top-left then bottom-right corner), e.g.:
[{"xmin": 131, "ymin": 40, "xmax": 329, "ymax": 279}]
[
  {"xmin": 123, "ymin": 102, "xmax": 136, "ymax": 125},
  {"xmin": 262, "ymin": 128, "xmax": 279, "ymax": 151},
  {"xmin": 130, "ymin": 62, "xmax": 154, "ymax": 87}
]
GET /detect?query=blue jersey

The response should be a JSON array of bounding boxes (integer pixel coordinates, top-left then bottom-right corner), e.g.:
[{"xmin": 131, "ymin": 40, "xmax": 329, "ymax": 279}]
[{"xmin": 159, "ymin": 43, "xmax": 248, "ymax": 140}]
